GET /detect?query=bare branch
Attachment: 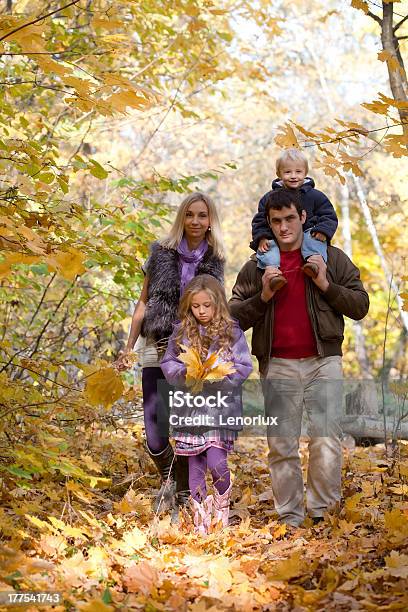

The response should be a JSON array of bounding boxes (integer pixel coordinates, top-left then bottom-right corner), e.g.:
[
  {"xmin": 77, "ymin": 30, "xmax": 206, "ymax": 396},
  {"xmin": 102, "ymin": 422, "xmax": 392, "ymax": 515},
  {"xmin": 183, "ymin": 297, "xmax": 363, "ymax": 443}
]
[
  {"xmin": 27, "ymin": 273, "xmax": 56, "ymax": 328},
  {"xmin": 394, "ymin": 14, "xmax": 408, "ymax": 33},
  {"xmin": 367, "ymin": 10, "xmax": 382, "ymax": 26},
  {"xmin": 28, "ymin": 279, "xmax": 76, "ymax": 358}
]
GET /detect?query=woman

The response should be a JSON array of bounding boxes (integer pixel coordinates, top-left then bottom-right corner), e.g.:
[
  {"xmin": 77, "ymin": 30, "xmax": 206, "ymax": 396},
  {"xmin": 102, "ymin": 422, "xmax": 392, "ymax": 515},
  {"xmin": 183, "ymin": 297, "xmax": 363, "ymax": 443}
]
[{"xmin": 116, "ymin": 192, "xmax": 224, "ymax": 519}]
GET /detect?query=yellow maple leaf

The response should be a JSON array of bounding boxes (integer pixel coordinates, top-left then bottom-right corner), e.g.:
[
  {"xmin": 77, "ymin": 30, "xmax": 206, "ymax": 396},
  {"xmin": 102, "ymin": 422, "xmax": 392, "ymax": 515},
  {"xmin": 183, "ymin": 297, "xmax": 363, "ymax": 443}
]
[
  {"xmin": 385, "ymin": 550, "xmax": 408, "ymax": 578},
  {"xmin": 25, "ymin": 514, "xmax": 56, "ymax": 534},
  {"xmin": 378, "ymin": 50, "xmax": 403, "ymax": 74},
  {"xmin": 78, "ymin": 601, "xmax": 114, "ymax": 612},
  {"xmin": 361, "ymin": 100, "xmax": 390, "ymax": 115},
  {"xmin": 383, "ymin": 133, "xmax": 408, "ymax": 158},
  {"xmin": 104, "ymin": 90, "xmax": 149, "ymax": 113},
  {"xmin": 208, "ymin": 557, "xmax": 233, "ymax": 598},
  {"xmin": 384, "ymin": 508, "xmax": 408, "ymax": 543},
  {"xmin": 85, "ymin": 366, "xmax": 124, "ymax": 408},
  {"xmin": 81, "ymin": 454, "xmax": 103, "ymax": 474},
  {"xmin": 275, "ymin": 123, "xmax": 299, "ymax": 149},
  {"xmin": 205, "ymin": 361, "xmax": 236, "ymax": 381},
  {"xmin": 179, "ymin": 344, "xmax": 206, "ymax": 392},
  {"xmin": 351, "ymin": 0, "xmax": 369, "ymax": 14},
  {"xmin": 123, "ymin": 560, "xmax": 158, "ymax": 594},
  {"xmin": 269, "ymin": 550, "xmax": 305, "ymax": 581},
  {"xmin": 272, "ymin": 523, "xmax": 287, "ymax": 539},
  {"xmin": 46, "ymin": 247, "xmax": 86, "ymax": 280},
  {"xmin": 179, "ymin": 345, "xmax": 236, "ymax": 393}
]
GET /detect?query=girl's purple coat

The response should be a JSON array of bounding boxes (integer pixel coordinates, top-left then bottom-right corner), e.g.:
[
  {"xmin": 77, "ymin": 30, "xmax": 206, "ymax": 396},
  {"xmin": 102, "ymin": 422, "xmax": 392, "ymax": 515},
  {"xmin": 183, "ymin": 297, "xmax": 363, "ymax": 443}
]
[{"xmin": 161, "ymin": 321, "xmax": 253, "ymax": 388}]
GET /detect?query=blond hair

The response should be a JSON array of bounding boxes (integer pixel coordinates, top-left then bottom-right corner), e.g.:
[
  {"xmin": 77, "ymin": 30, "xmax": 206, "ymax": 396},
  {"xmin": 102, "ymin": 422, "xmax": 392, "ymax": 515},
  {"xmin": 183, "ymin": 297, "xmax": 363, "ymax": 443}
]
[
  {"xmin": 176, "ymin": 275, "xmax": 234, "ymax": 361},
  {"xmin": 160, "ymin": 192, "xmax": 224, "ymax": 260},
  {"xmin": 276, "ymin": 148, "xmax": 308, "ymax": 177}
]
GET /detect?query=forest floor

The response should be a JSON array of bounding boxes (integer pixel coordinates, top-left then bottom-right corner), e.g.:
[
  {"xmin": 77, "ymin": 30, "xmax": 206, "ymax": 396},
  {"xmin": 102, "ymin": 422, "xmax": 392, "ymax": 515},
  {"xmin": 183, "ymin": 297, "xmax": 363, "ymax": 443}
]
[{"xmin": 1, "ymin": 431, "xmax": 408, "ymax": 611}]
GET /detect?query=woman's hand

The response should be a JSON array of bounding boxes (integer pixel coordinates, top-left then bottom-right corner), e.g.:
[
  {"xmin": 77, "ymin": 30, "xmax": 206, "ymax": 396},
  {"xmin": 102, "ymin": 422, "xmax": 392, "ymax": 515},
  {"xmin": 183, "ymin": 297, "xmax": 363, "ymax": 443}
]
[
  {"xmin": 114, "ymin": 350, "xmax": 134, "ymax": 371},
  {"xmin": 114, "ymin": 275, "xmax": 148, "ymax": 371}
]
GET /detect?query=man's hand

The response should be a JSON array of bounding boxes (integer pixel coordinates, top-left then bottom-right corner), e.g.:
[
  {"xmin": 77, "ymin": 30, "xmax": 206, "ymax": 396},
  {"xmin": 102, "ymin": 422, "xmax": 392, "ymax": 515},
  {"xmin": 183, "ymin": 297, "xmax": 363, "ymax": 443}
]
[
  {"xmin": 261, "ymin": 266, "xmax": 281, "ymax": 302},
  {"xmin": 307, "ymin": 255, "xmax": 329, "ymax": 292},
  {"xmin": 258, "ymin": 238, "xmax": 270, "ymax": 253}
]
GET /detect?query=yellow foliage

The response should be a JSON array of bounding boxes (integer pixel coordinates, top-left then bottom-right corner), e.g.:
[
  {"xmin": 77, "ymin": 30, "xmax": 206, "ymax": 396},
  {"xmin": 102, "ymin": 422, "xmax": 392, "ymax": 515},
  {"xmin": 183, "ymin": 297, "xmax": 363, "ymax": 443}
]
[{"xmin": 0, "ymin": 253, "xmax": 41, "ymax": 278}]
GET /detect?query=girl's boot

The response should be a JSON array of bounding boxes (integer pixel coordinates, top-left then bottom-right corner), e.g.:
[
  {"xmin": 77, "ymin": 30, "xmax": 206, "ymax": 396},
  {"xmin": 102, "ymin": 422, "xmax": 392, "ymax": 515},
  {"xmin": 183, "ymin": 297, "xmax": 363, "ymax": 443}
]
[
  {"xmin": 191, "ymin": 495, "xmax": 213, "ymax": 535},
  {"xmin": 213, "ymin": 483, "xmax": 232, "ymax": 528}
]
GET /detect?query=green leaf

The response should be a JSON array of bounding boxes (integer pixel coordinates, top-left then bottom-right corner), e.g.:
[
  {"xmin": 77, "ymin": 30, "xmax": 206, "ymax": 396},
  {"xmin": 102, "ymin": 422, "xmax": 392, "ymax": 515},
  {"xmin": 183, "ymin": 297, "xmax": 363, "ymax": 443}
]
[
  {"xmin": 89, "ymin": 159, "xmax": 109, "ymax": 180},
  {"xmin": 30, "ymin": 263, "xmax": 49, "ymax": 275},
  {"xmin": 102, "ymin": 588, "xmax": 113, "ymax": 604},
  {"xmin": 38, "ymin": 172, "xmax": 55, "ymax": 184},
  {"xmin": 6, "ymin": 466, "xmax": 33, "ymax": 480},
  {"xmin": 57, "ymin": 176, "xmax": 69, "ymax": 194}
]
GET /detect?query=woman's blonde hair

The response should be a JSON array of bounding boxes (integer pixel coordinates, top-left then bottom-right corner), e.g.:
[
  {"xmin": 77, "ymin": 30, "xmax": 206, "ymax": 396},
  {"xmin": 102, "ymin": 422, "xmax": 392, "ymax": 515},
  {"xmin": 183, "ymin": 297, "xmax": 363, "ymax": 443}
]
[
  {"xmin": 160, "ymin": 192, "xmax": 224, "ymax": 260},
  {"xmin": 176, "ymin": 275, "xmax": 234, "ymax": 360},
  {"xmin": 276, "ymin": 148, "xmax": 308, "ymax": 177}
]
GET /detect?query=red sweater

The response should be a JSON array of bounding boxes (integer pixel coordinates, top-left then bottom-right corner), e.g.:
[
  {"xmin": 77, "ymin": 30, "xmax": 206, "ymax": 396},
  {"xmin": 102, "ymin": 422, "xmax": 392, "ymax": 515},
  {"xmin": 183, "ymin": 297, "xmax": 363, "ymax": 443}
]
[{"xmin": 271, "ymin": 249, "xmax": 318, "ymax": 359}]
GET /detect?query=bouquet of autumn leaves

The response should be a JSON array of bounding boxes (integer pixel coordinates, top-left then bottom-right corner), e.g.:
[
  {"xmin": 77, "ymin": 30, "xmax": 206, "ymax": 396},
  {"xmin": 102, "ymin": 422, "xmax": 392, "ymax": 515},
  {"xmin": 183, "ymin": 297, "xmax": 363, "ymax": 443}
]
[{"xmin": 178, "ymin": 344, "xmax": 236, "ymax": 393}]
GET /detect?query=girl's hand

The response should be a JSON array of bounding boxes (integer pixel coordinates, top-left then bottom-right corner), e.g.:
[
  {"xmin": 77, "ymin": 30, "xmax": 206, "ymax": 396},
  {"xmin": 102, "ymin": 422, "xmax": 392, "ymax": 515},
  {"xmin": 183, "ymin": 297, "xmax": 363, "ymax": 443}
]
[{"xmin": 258, "ymin": 238, "xmax": 270, "ymax": 253}]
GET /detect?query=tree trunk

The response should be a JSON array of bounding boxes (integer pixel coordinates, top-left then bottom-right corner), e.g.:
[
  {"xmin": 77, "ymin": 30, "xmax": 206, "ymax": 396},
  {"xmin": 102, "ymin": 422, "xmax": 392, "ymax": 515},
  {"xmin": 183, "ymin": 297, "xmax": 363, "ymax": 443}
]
[
  {"xmin": 339, "ymin": 183, "xmax": 372, "ymax": 377},
  {"xmin": 381, "ymin": 2, "xmax": 408, "ymax": 142},
  {"xmin": 352, "ymin": 175, "xmax": 408, "ymax": 332}
]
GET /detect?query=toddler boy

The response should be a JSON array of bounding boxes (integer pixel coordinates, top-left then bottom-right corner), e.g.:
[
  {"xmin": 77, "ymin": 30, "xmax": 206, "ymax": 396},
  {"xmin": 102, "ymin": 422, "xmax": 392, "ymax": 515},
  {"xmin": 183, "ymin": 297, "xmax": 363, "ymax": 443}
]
[{"xmin": 250, "ymin": 148, "xmax": 338, "ymax": 290}]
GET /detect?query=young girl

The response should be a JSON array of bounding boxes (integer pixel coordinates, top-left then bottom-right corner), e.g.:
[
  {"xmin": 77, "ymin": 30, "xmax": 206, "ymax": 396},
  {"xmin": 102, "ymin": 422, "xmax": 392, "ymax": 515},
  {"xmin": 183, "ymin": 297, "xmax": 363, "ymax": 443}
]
[{"xmin": 161, "ymin": 275, "xmax": 252, "ymax": 534}]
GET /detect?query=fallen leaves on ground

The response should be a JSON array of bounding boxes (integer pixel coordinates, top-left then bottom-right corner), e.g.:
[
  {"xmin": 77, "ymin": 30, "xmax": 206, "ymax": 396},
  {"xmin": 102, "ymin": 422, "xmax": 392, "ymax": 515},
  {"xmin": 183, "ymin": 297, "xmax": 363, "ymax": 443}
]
[{"xmin": 1, "ymin": 435, "xmax": 408, "ymax": 610}]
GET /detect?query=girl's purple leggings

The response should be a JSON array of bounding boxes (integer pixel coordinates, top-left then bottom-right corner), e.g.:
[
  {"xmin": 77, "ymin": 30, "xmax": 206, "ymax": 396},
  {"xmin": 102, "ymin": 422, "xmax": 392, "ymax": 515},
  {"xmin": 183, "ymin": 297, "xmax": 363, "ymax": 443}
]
[
  {"xmin": 142, "ymin": 367, "xmax": 169, "ymax": 453},
  {"xmin": 188, "ymin": 447, "xmax": 230, "ymax": 502}
]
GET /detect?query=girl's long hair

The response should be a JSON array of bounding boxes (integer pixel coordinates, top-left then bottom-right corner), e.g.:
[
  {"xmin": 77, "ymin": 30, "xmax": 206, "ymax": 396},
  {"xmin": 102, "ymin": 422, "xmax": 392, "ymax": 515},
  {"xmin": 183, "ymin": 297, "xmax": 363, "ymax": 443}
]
[
  {"xmin": 160, "ymin": 192, "xmax": 224, "ymax": 260},
  {"xmin": 176, "ymin": 275, "xmax": 234, "ymax": 360}
]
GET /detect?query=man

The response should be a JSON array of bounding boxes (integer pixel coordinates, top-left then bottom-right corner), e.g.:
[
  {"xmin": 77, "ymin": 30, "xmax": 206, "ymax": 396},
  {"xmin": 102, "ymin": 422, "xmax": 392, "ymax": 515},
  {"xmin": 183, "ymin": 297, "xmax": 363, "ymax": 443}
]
[{"xmin": 229, "ymin": 189, "xmax": 369, "ymax": 527}]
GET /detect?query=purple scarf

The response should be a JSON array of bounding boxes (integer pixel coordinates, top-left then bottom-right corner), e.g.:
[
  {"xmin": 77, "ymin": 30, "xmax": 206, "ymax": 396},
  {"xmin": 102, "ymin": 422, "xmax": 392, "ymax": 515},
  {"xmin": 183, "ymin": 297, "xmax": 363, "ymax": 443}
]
[{"xmin": 177, "ymin": 237, "xmax": 208, "ymax": 295}]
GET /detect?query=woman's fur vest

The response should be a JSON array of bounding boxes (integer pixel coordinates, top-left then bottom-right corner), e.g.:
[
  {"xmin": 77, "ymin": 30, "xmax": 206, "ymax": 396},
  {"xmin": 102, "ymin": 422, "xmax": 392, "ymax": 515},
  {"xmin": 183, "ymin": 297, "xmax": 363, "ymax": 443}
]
[{"xmin": 141, "ymin": 241, "xmax": 224, "ymax": 343}]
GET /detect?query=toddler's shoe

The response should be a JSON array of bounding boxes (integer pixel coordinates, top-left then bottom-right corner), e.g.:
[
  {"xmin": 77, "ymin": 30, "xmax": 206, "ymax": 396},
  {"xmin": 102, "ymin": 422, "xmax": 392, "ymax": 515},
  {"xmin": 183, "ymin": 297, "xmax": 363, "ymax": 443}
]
[
  {"xmin": 269, "ymin": 275, "xmax": 287, "ymax": 292},
  {"xmin": 302, "ymin": 262, "xmax": 318, "ymax": 279}
]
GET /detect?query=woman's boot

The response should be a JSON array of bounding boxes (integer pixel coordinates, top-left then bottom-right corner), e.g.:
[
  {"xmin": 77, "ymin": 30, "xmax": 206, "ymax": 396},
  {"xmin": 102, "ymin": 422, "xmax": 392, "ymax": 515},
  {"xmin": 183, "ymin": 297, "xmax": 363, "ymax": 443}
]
[
  {"xmin": 213, "ymin": 483, "xmax": 232, "ymax": 528},
  {"xmin": 171, "ymin": 455, "xmax": 191, "ymax": 524},
  {"xmin": 146, "ymin": 443, "xmax": 176, "ymax": 514}
]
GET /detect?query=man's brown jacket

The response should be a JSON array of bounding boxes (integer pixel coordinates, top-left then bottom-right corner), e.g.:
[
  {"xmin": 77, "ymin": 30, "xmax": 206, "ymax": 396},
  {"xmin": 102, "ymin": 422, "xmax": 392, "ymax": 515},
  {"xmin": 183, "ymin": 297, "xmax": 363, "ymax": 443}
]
[{"xmin": 228, "ymin": 246, "xmax": 369, "ymax": 376}]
